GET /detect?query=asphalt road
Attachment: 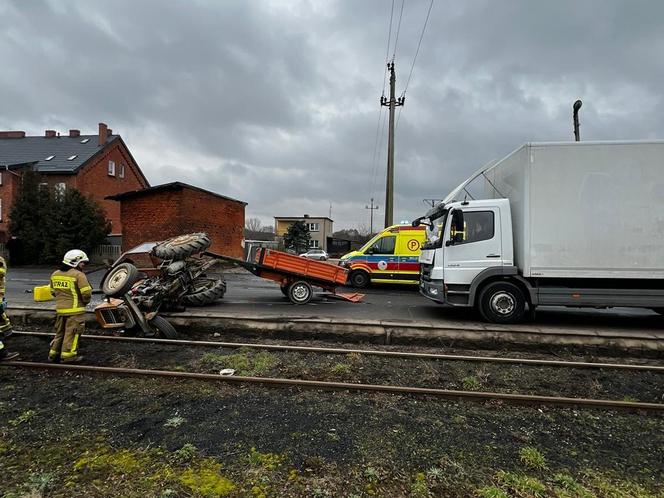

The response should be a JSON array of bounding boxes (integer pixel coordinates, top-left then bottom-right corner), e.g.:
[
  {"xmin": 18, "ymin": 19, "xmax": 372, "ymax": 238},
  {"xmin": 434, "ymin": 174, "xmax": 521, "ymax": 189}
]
[{"xmin": 5, "ymin": 266, "xmax": 664, "ymax": 333}]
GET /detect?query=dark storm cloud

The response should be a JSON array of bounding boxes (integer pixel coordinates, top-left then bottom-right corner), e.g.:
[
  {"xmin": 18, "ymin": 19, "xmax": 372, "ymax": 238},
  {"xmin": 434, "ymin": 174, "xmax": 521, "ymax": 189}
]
[{"xmin": 1, "ymin": 0, "xmax": 662, "ymax": 229}]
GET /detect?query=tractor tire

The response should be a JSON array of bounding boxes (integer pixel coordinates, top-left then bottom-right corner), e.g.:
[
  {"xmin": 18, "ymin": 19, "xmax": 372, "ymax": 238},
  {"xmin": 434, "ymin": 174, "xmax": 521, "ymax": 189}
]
[
  {"xmin": 101, "ymin": 263, "xmax": 139, "ymax": 297},
  {"xmin": 148, "ymin": 315, "xmax": 178, "ymax": 339},
  {"xmin": 181, "ymin": 276, "xmax": 227, "ymax": 306},
  {"xmin": 288, "ymin": 280, "xmax": 313, "ymax": 305},
  {"xmin": 153, "ymin": 233, "xmax": 211, "ymax": 261},
  {"xmin": 349, "ymin": 270, "xmax": 370, "ymax": 288}
]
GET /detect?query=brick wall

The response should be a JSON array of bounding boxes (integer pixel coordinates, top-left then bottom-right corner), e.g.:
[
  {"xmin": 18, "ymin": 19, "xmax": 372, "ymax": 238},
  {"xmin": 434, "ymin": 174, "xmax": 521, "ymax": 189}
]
[
  {"xmin": 78, "ymin": 141, "xmax": 148, "ymax": 235},
  {"xmin": 118, "ymin": 187, "xmax": 245, "ymax": 258},
  {"xmin": 0, "ymin": 172, "xmax": 20, "ymax": 242},
  {"xmin": 180, "ymin": 188, "xmax": 245, "ymax": 257}
]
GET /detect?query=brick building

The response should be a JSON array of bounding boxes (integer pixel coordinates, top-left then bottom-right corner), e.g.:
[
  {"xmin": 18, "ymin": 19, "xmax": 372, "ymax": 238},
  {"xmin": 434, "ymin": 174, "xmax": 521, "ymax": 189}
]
[
  {"xmin": 108, "ymin": 182, "xmax": 246, "ymax": 258},
  {"xmin": 0, "ymin": 123, "xmax": 149, "ymax": 242}
]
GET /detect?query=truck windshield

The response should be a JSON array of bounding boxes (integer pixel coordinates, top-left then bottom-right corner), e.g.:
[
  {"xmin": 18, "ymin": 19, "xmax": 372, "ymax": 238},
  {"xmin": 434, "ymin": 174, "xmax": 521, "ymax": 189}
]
[{"xmin": 422, "ymin": 212, "xmax": 448, "ymax": 250}]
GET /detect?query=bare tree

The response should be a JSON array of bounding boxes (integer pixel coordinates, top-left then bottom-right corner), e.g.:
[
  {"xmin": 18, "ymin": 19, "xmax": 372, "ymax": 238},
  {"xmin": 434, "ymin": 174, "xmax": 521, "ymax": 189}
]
[
  {"xmin": 245, "ymin": 217, "xmax": 262, "ymax": 232},
  {"xmin": 260, "ymin": 225, "xmax": 275, "ymax": 233}
]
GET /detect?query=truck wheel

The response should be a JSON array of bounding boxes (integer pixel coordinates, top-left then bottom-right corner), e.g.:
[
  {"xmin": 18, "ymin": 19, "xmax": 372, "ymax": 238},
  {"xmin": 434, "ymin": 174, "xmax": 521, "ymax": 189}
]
[
  {"xmin": 101, "ymin": 263, "xmax": 139, "ymax": 297},
  {"xmin": 152, "ymin": 233, "xmax": 211, "ymax": 261},
  {"xmin": 349, "ymin": 270, "xmax": 370, "ymax": 288},
  {"xmin": 181, "ymin": 276, "xmax": 226, "ymax": 306},
  {"xmin": 478, "ymin": 281, "xmax": 526, "ymax": 324},
  {"xmin": 148, "ymin": 316, "xmax": 178, "ymax": 339},
  {"xmin": 288, "ymin": 281, "xmax": 313, "ymax": 305}
]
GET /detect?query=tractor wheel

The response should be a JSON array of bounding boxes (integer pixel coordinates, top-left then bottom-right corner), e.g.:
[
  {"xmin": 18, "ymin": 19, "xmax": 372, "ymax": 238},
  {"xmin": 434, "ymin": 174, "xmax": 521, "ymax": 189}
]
[
  {"xmin": 148, "ymin": 316, "xmax": 178, "ymax": 339},
  {"xmin": 182, "ymin": 276, "xmax": 227, "ymax": 306},
  {"xmin": 153, "ymin": 233, "xmax": 211, "ymax": 261},
  {"xmin": 101, "ymin": 263, "xmax": 139, "ymax": 297}
]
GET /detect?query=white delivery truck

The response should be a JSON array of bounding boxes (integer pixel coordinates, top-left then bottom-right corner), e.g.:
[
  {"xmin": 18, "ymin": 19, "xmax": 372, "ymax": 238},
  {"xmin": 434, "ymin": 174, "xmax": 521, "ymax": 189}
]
[{"xmin": 414, "ymin": 140, "xmax": 664, "ymax": 323}]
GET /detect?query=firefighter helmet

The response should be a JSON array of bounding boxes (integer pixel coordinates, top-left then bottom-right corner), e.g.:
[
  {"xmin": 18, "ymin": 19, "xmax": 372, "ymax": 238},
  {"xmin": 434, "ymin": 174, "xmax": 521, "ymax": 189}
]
[{"xmin": 63, "ymin": 249, "xmax": 89, "ymax": 268}]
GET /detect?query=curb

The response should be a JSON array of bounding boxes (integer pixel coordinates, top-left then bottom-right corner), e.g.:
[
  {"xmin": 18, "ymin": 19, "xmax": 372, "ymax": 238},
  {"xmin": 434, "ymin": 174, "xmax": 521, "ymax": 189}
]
[{"xmin": 7, "ymin": 305, "xmax": 664, "ymax": 352}]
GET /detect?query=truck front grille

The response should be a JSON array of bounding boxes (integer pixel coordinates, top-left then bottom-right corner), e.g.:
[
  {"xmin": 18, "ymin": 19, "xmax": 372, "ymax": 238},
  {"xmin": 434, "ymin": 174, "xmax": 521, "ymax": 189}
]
[{"xmin": 420, "ymin": 263, "xmax": 433, "ymax": 282}]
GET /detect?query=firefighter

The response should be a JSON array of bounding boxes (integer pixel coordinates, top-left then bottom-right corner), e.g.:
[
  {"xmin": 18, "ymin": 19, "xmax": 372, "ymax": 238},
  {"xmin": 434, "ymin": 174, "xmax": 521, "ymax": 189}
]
[
  {"xmin": 49, "ymin": 250, "xmax": 92, "ymax": 363},
  {"xmin": 0, "ymin": 255, "xmax": 18, "ymax": 361}
]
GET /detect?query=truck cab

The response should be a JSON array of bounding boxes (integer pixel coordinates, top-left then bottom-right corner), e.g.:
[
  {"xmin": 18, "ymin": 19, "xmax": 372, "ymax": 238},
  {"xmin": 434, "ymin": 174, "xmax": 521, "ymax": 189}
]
[{"xmin": 418, "ymin": 199, "xmax": 525, "ymax": 323}]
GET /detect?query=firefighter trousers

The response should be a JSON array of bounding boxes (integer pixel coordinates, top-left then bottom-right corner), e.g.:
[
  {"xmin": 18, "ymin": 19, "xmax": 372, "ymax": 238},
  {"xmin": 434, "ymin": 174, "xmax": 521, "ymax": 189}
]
[
  {"xmin": 0, "ymin": 310, "xmax": 11, "ymax": 336},
  {"xmin": 50, "ymin": 314, "xmax": 85, "ymax": 361}
]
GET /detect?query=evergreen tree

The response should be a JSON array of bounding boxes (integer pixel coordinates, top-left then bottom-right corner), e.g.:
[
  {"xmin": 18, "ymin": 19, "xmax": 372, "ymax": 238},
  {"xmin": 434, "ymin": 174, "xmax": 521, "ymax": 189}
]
[
  {"xmin": 283, "ymin": 221, "xmax": 311, "ymax": 254},
  {"xmin": 8, "ymin": 171, "xmax": 111, "ymax": 264}
]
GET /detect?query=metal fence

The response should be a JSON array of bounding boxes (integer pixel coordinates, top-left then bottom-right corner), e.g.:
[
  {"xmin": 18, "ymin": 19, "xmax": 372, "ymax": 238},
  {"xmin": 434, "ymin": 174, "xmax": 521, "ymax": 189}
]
[{"xmin": 90, "ymin": 244, "xmax": 121, "ymax": 263}]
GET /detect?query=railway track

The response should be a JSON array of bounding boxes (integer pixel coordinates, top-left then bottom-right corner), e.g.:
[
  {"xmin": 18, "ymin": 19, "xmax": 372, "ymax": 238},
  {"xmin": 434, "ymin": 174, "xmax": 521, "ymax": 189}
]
[
  {"xmin": 11, "ymin": 330, "xmax": 664, "ymax": 372},
  {"xmin": 4, "ymin": 330, "xmax": 664, "ymax": 412}
]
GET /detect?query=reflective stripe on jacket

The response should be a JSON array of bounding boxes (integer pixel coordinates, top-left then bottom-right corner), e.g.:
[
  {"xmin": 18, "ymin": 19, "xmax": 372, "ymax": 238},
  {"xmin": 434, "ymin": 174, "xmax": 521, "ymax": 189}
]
[
  {"xmin": 50, "ymin": 268, "xmax": 92, "ymax": 315},
  {"xmin": 0, "ymin": 256, "xmax": 6, "ymax": 296}
]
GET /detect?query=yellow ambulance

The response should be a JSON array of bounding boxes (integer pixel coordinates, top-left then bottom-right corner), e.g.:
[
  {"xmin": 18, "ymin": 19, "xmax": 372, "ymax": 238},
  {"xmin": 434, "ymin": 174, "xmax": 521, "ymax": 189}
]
[{"xmin": 339, "ymin": 225, "xmax": 426, "ymax": 287}]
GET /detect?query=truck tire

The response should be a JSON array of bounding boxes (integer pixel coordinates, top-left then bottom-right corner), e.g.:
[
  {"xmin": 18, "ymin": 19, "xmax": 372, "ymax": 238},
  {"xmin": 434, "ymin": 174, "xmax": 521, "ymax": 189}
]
[
  {"xmin": 288, "ymin": 280, "xmax": 313, "ymax": 305},
  {"xmin": 148, "ymin": 315, "xmax": 178, "ymax": 339},
  {"xmin": 153, "ymin": 233, "xmax": 211, "ymax": 261},
  {"xmin": 101, "ymin": 263, "xmax": 139, "ymax": 297},
  {"xmin": 181, "ymin": 276, "xmax": 226, "ymax": 306},
  {"xmin": 478, "ymin": 281, "xmax": 526, "ymax": 324},
  {"xmin": 349, "ymin": 270, "xmax": 370, "ymax": 288}
]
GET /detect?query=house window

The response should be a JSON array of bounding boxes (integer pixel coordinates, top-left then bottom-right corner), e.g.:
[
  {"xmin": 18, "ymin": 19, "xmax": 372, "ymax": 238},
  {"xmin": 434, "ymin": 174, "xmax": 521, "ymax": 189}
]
[
  {"xmin": 307, "ymin": 222, "xmax": 319, "ymax": 232},
  {"xmin": 55, "ymin": 182, "xmax": 66, "ymax": 199},
  {"xmin": 309, "ymin": 239, "xmax": 319, "ymax": 248},
  {"xmin": 119, "ymin": 163, "xmax": 125, "ymax": 178},
  {"xmin": 38, "ymin": 182, "xmax": 49, "ymax": 191},
  {"xmin": 108, "ymin": 160, "xmax": 116, "ymax": 176}
]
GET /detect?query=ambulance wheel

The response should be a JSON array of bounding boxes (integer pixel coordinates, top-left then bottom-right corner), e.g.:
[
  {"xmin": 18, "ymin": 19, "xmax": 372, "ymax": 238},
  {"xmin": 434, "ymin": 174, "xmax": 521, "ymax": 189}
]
[
  {"xmin": 478, "ymin": 281, "xmax": 526, "ymax": 324},
  {"xmin": 288, "ymin": 281, "xmax": 312, "ymax": 305},
  {"xmin": 349, "ymin": 270, "xmax": 370, "ymax": 288},
  {"xmin": 102, "ymin": 263, "xmax": 139, "ymax": 297}
]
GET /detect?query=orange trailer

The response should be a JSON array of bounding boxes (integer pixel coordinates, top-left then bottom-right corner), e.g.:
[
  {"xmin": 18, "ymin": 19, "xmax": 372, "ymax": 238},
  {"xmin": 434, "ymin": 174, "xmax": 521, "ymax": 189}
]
[{"xmin": 227, "ymin": 248, "xmax": 363, "ymax": 304}]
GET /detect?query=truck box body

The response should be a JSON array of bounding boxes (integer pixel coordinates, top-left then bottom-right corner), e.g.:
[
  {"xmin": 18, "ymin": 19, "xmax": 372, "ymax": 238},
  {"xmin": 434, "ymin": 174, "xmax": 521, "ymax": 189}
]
[{"xmin": 481, "ymin": 141, "xmax": 664, "ymax": 279}]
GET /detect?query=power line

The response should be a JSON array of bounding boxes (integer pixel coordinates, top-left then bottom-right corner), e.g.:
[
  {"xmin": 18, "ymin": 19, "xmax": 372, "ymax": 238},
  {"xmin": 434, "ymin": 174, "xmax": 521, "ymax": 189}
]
[
  {"xmin": 396, "ymin": 0, "xmax": 435, "ymax": 129},
  {"xmin": 391, "ymin": 0, "xmax": 406, "ymax": 61}
]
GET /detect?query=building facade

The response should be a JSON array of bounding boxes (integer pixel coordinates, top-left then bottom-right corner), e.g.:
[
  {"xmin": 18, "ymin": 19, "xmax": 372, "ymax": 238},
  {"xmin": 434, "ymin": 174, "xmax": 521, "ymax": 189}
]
[
  {"xmin": 109, "ymin": 182, "xmax": 246, "ymax": 258},
  {"xmin": 0, "ymin": 123, "xmax": 149, "ymax": 242},
  {"xmin": 274, "ymin": 215, "xmax": 333, "ymax": 251}
]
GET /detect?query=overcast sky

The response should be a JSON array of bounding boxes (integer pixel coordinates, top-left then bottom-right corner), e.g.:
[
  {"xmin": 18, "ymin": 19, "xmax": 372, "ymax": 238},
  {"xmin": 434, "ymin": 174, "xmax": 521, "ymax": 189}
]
[{"xmin": 1, "ymin": 0, "xmax": 662, "ymax": 231}]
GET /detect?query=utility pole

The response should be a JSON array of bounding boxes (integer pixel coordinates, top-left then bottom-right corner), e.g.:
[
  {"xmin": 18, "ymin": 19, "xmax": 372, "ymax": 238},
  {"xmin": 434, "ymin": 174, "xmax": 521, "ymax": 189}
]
[
  {"xmin": 381, "ymin": 61, "xmax": 404, "ymax": 228},
  {"xmin": 573, "ymin": 100, "xmax": 582, "ymax": 142},
  {"xmin": 365, "ymin": 198, "xmax": 379, "ymax": 235}
]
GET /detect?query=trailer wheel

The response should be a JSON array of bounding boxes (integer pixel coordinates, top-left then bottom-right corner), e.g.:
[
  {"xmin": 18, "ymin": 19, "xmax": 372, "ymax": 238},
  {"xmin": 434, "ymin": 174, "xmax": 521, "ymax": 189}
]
[
  {"xmin": 349, "ymin": 270, "xmax": 370, "ymax": 288},
  {"xmin": 148, "ymin": 315, "xmax": 178, "ymax": 339},
  {"xmin": 478, "ymin": 281, "xmax": 526, "ymax": 324},
  {"xmin": 101, "ymin": 263, "xmax": 139, "ymax": 297},
  {"xmin": 288, "ymin": 281, "xmax": 313, "ymax": 305},
  {"xmin": 153, "ymin": 233, "xmax": 211, "ymax": 261}
]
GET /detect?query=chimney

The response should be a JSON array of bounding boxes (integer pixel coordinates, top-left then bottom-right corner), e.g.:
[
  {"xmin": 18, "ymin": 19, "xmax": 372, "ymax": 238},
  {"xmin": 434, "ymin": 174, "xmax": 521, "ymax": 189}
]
[
  {"xmin": 45, "ymin": 129, "xmax": 56, "ymax": 138},
  {"xmin": 0, "ymin": 131, "xmax": 25, "ymax": 138},
  {"xmin": 69, "ymin": 129, "xmax": 80, "ymax": 137},
  {"xmin": 98, "ymin": 122, "xmax": 108, "ymax": 145},
  {"xmin": 107, "ymin": 128, "xmax": 112, "ymax": 136}
]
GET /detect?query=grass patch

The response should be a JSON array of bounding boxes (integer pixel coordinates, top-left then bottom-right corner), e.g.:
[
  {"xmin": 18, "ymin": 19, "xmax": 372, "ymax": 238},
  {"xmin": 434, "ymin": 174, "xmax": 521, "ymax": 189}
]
[
  {"xmin": 519, "ymin": 446, "xmax": 548, "ymax": 471},
  {"xmin": 8, "ymin": 409, "xmax": 37, "ymax": 426},
  {"xmin": 199, "ymin": 349, "xmax": 279, "ymax": 376},
  {"xmin": 495, "ymin": 470, "xmax": 547, "ymax": 497},
  {"xmin": 462, "ymin": 376, "xmax": 482, "ymax": 391}
]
